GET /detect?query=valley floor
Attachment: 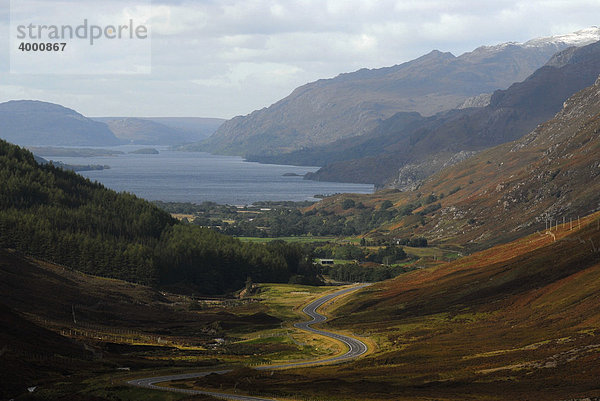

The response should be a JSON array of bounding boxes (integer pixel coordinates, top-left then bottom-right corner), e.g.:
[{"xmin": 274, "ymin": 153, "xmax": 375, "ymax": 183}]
[{"xmin": 3, "ymin": 212, "xmax": 600, "ymax": 401}]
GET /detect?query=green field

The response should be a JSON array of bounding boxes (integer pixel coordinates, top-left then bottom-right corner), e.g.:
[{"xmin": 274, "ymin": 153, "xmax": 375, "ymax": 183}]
[
  {"xmin": 236, "ymin": 236, "xmax": 337, "ymax": 243},
  {"xmin": 237, "ymin": 235, "xmax": 361, "ymax": 244}
]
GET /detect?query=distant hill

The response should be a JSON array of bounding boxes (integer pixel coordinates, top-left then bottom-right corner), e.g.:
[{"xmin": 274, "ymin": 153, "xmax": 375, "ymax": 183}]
[
  {"xmin": 147, "ymin": 117, "xmax": 224, "ymax": 138},
  {"xmin": 94, "ymin": 117, "xmax": 224, "ymax": 145},
  {"xmin": 0, "ymin": 100, "xmax": 122, "ymax": 146},
  {"xmin": 295, "ymin": 40, "xmax": 600, "ymax": 186},
  {"xmin": 199, "ymin": 28, "xmax": 600, "ymax": 157},
  {"xmin": 129, "ymin": 147, "xmax": 159, "ymax": 154}
]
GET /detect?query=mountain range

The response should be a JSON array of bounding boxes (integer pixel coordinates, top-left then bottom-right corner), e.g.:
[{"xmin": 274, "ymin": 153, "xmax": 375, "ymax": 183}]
[
  {"xmin": 295, "ymin": 40, "xmax": 600, "ymax": 186},
  {"xmin": 197, "ymin": 27, "xmax": 600, "ymax": 159}
]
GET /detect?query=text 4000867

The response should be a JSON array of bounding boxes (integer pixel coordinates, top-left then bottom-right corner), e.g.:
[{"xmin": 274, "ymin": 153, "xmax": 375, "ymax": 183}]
[{"xmin": 18, "ymin": 42, "xmax": 67, "ymax": 52}]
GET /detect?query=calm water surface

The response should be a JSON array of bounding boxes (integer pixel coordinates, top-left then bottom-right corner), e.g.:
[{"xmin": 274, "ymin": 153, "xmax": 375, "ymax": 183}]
[{"xmin": 49, "ymin": 146, "xmax": 374, "ymax": 205}]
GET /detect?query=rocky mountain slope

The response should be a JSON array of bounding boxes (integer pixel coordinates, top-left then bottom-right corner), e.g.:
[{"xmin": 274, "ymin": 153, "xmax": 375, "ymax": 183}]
[
  {"xmin": 0, "ymin": 100, "xmax": 122, "ymax": 147},
  {"xmin": 311, "ymin": 72, "xmax": 600, "ymax": 250},
  {"xmin": 263, "ymin": 40, "xmax": 600, "ymax": 186},
  {"xmin": 412, "ymin": 73, "xmax": 600, "ymax": 248},
  {"xmin": 200, "ymin": 28, "xmax": 600, "ymax": 157}
]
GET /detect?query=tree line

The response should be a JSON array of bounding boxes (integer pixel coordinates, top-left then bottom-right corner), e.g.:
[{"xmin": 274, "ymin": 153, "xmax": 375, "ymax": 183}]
[
  {"xmin": 157, "ymin": 196, "xmax": 437, "ymax": 238},
  {"xmin": 323, "ymin": 263, "xmax": 414, "ymax": 282}
]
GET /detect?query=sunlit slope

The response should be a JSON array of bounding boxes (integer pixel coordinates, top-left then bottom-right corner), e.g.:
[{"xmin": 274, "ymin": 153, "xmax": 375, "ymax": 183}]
[
  {"xmin": 338, "ymin": 211, "xmax": 600, "ymax": 322},
  {"xmin": 410, "ymin": 74, "xmax": 600, "ymax": 247},
  {"xmin": 319, "ymin": 212, "xmax": 600, "ymax": 400}
]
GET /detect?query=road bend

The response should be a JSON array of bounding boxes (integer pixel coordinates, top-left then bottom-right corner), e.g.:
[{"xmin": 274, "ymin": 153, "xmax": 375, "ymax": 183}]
[{"xmin": 128, "ymin": 284, "xmax": 370, "ymax": 400}]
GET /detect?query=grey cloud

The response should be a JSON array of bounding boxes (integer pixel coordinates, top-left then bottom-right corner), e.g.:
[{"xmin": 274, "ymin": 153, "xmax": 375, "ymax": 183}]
[{"xmin": 1, "ymin": 0, "xmax": 600, "ymax": 117}]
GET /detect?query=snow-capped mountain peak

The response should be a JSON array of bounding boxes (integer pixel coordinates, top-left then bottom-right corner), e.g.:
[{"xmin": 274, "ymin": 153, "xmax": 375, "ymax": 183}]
[
  {"xmin": 467, "ymin": 27, "xmax": 600, "ymax": 56},
  {"xmin": 523, "ymin": 26, "xmax": 600, "ymax": 48}
]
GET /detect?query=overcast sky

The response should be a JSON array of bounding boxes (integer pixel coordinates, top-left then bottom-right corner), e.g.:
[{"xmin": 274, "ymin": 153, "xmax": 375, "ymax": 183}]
[{"xmin": 1, "ymin": 0, "xmax": 599, "ymax": 118}]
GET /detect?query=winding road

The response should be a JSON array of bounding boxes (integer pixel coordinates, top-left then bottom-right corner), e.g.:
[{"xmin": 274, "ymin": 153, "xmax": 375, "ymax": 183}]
[{"xmin": 128, "ymin": 284, "xmax": 370, "ymax": 400}]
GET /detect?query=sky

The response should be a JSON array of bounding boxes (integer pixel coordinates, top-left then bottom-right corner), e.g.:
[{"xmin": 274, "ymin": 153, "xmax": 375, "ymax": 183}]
[{"xmin": 0, "ymin": 0, "xmax": 599, "ymax": 119}]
